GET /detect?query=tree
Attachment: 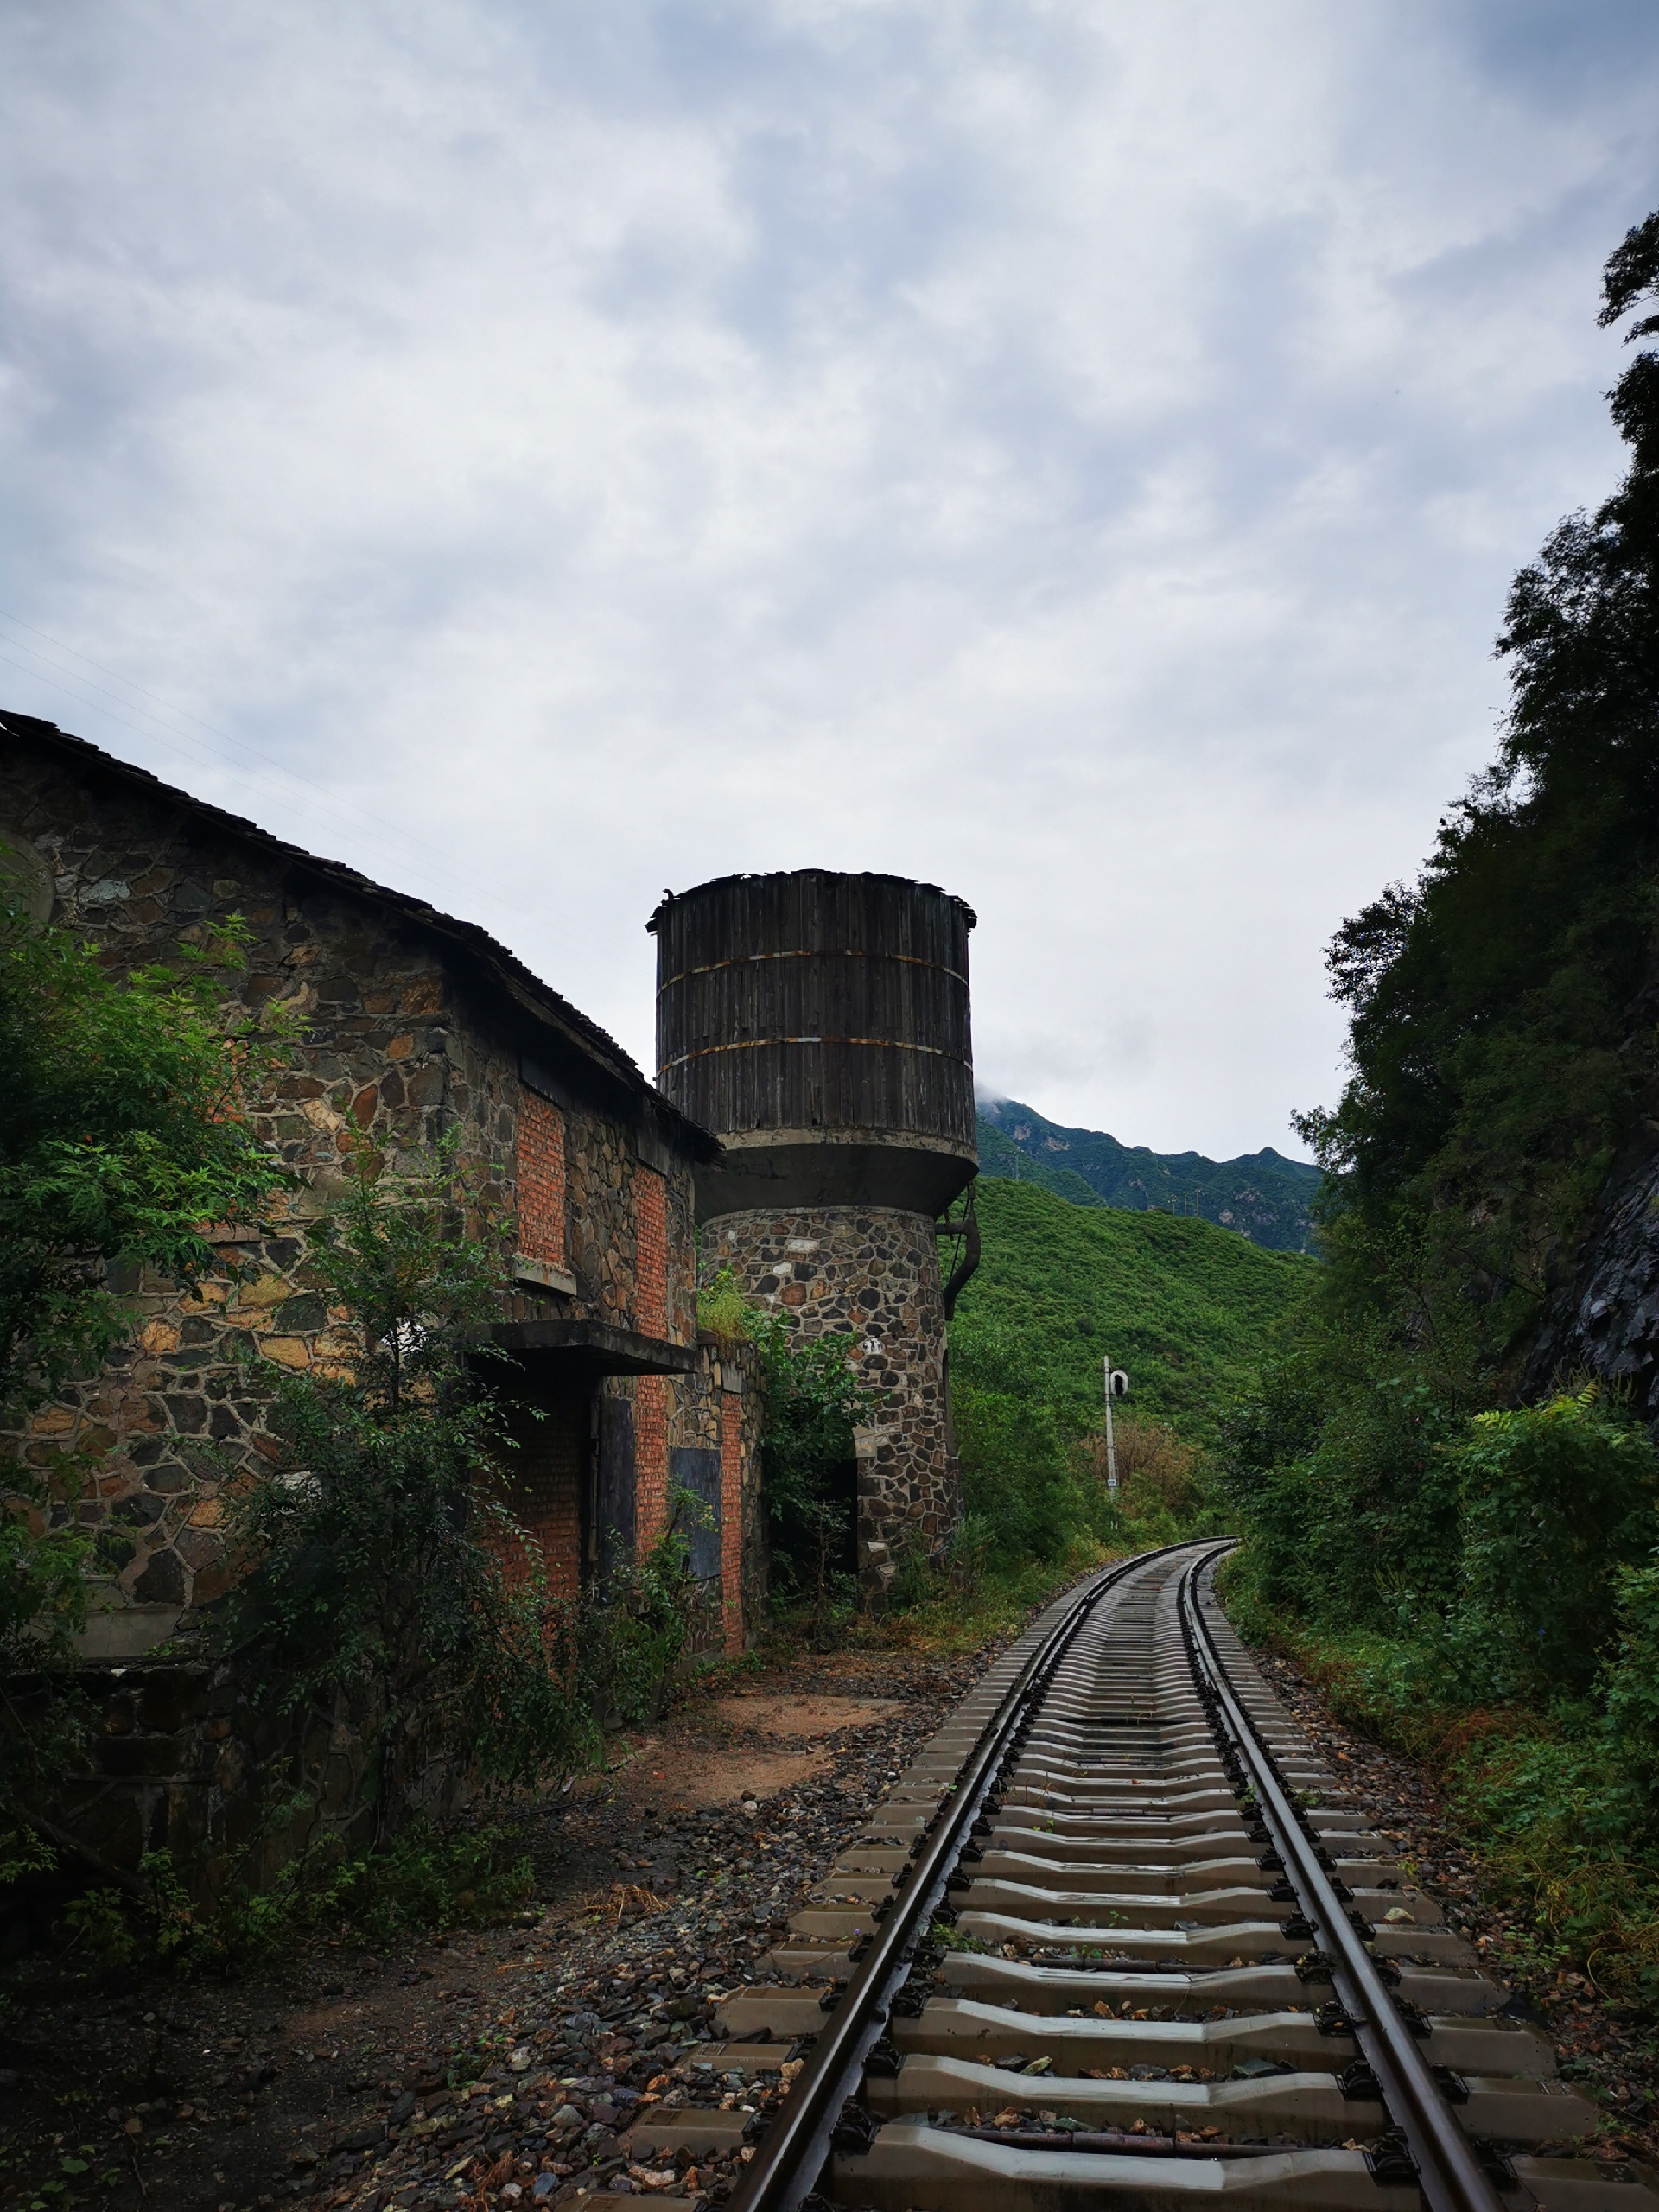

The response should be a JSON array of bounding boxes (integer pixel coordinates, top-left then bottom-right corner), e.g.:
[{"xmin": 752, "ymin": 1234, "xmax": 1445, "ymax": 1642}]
[
  {"xmin": 1297, "ymin": 211, "xmax": 1659, "ymax": 1389},
  {"xmin": 1, "ymin": 880, "xmax": 290, "ymax": 1873},
  {"xmin": 1225, "ymin": 212, "xmax": 1659, "ymax": 1644},
  {"xmin": 0, "ymin": 890, "xmax": 290, "ymax": 1416}
]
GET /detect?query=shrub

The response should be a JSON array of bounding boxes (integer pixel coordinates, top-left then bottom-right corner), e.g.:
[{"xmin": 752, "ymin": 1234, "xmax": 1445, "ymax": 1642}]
[
  {"xmin": 578, "ymin": 1516, "xmax": 706, "ymax": 1728},
  {"xmin": 1441, "ymin": 1389, "xmax": 1659, "ymax": 1701},
  {"xmin": 1605, "ymin": 1557, "xmax": 1659, "ymax": 1812},
  {"xmin": 1223, "ymin": 1382, "xmax": 1659, "ymax": 2006},
  {"xmin": 55, "ymin": 1816, "xmax": 537, "ymax": 1976},
  {"xmin": 1221, "ymin": 1355, "xmax": 1466, "ymax": 1632},
  {"xmin": 751, "ymin": 1315, "xmax": 876, "ymax": 1617},
  {"xmin": 953, "ymin": 1381, "xmax": 1089, "ymax": 1567},
  {"xmin": 1087, "ymin": 1414, "xmax": 1208, "ymax": 1541},
  {"xmin": 222, "ymin": 1134, "xmax": 596, "ymax": 1827},
  {"xmin": 0, "ymin": 1459, "xmax": 92, "ymax": 1879},
  {"xmin": 0, "ymin": 902, "xmax": 292, "ymax": 1410},
  {"xmin": 696, "ymin": 1268, "xmax": 753, "ymax": 1356}
]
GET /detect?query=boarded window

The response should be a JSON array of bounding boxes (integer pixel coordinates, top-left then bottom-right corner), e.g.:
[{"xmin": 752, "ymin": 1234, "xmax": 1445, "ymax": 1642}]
[
  {"xmin": 518, "ymin": 1093, "xmax": 567, "ymax": 1269},
  {"xmin": 595, "ymin": 1395, "xmax": 636, "ymax": 1576},
  {"xmin": 634, "ymin": 1166, "xmax": 667, "ymax": 1336},
  {"xmin": 671, "ymin": 1445, "xmax": 721, "ymax": 1585}
]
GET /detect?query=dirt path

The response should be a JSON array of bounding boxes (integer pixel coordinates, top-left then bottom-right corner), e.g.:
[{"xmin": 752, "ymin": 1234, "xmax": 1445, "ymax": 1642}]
[{"xmin": 0, "ymin": 1644, "xmax": 984, "ymax": 2212}]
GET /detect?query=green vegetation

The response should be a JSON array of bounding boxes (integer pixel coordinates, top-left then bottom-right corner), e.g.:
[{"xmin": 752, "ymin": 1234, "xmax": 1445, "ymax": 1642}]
[
  {"xmin": 226, "ymin": 1135, "xmax": 703, "ymax": 1828},
  {"xmin": 951, "ymin": 1178, "xmax": 1317, "ymax": 1447},
  {"xmin": 0, "ymin": 892, "xmax": 292, "ymax": 1887},
  {"xmin": 1223, "ymin": 213, "xmax": 1659, "ymax": 2005},
  {"xmin": 0, "ymin": 900, "xmax": 292, "ymax": 1413},
  {"xmin": 978, "ymin": 1097, "xmax": 1319, "ymax": 1252},
  {"xmin": 16, "ymin": 1122, "xmax": 701, "ymax": 1965},
  {"xmin": 753, "ymin": 1323, "xmax": 876, "ymax": 1618},
  {"xmin": 699, "ymin": 1196, "xmax": 1306, "ymax": 1647},
  {"xmin": 704, "ymin": 1178, "xmax": 1313, "ymax": 1649},
  {"xmin": 58, "ymin": 1816, "xmax": 535, "ymax": 1977},
  {"xmin": 0, "ymin": 898, "xmax": 585, "ymax": 1952},
  {"xmin": 222, "ymin": 1134, "xmax": 594, "ymax": 1821},
  {"xmin": 698, "ymin": 1269, "xmax": 878, "ymax": 1630},
  {"xmin": 932, "ymin": 1179, "xmax": 1313, "ymax": 1626}
]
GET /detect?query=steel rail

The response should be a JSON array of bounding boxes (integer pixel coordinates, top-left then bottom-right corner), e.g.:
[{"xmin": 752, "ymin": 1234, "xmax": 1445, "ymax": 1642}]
[
  {"xmin": 1179, "ymin": 1544, "xmax": 1510, "ymax": 2212},
  {"xmin": 724, "ymin": 1541, "xmax": 1183, "ymax": 2212}
]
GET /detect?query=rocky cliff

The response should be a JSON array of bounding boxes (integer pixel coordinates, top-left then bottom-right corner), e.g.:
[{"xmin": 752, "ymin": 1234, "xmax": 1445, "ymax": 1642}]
[{"xmin": 1526, "ymin": 1128, "xmax": 1659, "ymax": 1425}]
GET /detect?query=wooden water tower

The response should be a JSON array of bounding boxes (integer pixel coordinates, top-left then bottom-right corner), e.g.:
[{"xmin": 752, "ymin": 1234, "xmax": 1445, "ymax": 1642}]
[{"xmin": 650, "ymin": 870, "xmax": 977, "ymax": 1575}]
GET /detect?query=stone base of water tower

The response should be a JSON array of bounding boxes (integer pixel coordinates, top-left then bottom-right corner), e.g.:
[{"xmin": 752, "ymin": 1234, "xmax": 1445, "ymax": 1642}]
[{"xmin": 702, "ymin": 1202, "xmax": 961, "ymax": 1592}]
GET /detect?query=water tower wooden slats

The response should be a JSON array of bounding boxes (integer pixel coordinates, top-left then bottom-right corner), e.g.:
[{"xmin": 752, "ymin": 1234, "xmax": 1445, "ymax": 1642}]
[
  {"xmin": 650, "ymin": 870, "xmax": 977, "ymax": 1220},
  {"xmin": 648, "ymin": 870, "xmax": 978, "ymax": 1587}
]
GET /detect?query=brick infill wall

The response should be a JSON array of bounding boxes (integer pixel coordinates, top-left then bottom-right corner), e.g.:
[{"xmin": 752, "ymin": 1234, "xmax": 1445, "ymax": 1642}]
[
  {"xmin": 517, "ymin": 1094, "xmax": 567, "ymax": 1269},
  {"xmin": 720, "ymin": 1391, "xmax": 743, "ymax": 1655},
  {"xmin": 634, "ymin": 1375, "xmax": 670, "ymax": 1551},
  {"xmin": 634, "ymin": 1166, "xmax": 668, "ymax": 1338}
]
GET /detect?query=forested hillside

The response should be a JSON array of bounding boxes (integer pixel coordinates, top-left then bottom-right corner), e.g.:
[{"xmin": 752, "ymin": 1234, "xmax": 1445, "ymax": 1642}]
[
  {"xmin": 936, "ymin": 1178, "xmax": 1313, "ymax": 1593},
  {"xmin": 951, "ymin": 1178, "xmax": 1316, "ymax": 1446},
  {"xmin": 976, "ymin": 1096, "xmax": 1319, "ymax": 1251},
  {"xmin": 1223, "ymin": 213, "xmax": 1659, "ymax": 2001}
]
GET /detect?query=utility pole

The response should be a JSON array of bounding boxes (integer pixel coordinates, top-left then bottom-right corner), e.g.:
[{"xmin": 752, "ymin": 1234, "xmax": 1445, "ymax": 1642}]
[{"xmin": 1103, "ymin": 1358, "xmax": 1128, "ymax": 1490}]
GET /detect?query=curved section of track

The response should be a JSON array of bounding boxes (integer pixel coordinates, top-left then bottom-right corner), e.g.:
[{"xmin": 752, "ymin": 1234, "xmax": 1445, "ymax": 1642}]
[{"xmin": 641, "ymin": 1543, "xmax": 1657, "ymax": 2212}]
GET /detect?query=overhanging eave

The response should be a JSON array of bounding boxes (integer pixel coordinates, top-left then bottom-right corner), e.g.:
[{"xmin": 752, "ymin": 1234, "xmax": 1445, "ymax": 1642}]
[{"xmin": 487, "ymin": 1319, "xmax": 700, "ymax": 1382}]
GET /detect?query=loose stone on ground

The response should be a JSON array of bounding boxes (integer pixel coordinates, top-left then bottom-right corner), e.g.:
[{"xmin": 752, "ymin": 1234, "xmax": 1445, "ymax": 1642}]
[{"xmin": 0, "ymin": 1644, "xmax": 981, "ymax": 2212}]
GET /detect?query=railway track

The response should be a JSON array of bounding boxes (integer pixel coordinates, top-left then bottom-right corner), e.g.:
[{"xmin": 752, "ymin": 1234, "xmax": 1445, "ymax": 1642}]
[{"xmin": 630, "ymin": 1541, "xmax": 1659, "ymax": 2212}]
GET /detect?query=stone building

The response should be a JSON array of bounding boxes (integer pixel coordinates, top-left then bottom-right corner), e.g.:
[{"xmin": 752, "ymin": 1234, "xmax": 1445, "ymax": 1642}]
[{"xmin": 0, "ymin": 713, "xmax": 761, "ymax": 1662}]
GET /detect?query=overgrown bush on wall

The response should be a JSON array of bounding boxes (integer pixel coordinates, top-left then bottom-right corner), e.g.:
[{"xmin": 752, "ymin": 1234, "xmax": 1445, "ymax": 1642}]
[
  {"xmin": 1, "ymin": 892, "xmax": 292, "ymax": 1885},
  {"xmin": 10, "ymin": 1083, "xmax": 704, "ymax": 1957},
  {"xmin": 699, "ymin": 1271, "xmax": 876, "ymax": 1618},
  {"xmin": 221, "ymin": 1135, "xmax": 604, "ymax": 1826},
  {"xmin": 48, "ymin": 1140, "xmax": 706, "ymax": 1972}
]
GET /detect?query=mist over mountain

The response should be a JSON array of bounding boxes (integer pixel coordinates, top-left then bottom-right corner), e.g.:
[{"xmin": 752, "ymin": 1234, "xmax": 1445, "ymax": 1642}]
[{"xmin": 976, "ymin": 1097, "xmax": 1320, "ymax": 1255}]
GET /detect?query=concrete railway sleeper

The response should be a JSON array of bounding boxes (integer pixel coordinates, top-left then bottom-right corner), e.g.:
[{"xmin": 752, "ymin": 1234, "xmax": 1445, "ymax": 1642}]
[{"xmin": 650, "ymin": 1542, "xmax": 1659, "ymax": 2212}]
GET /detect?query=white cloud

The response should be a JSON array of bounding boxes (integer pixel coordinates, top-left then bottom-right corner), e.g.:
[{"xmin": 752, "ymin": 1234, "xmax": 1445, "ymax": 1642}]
[{"xmin": 2, "ymin": 0, "xmax": 1656, "ymax": 1155}]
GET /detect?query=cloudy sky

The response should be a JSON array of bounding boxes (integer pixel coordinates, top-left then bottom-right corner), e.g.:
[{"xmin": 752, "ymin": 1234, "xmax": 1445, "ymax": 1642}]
[{"xmin": 3, "ymin": 3, "xmax": 1656, "ymax": 1160}]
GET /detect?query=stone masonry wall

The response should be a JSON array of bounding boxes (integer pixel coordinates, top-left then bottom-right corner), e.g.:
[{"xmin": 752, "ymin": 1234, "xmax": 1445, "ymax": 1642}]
[
  {"xmin": 0, "ymin": 740, "xmax": 698, "ymax": 1650},
  {"xmin": 702, "ymin": 1205, "xmax": 959, "ymax": 1571},
  {"xmin": 10, "ymin": 1660, "xmax": 403, "ymax": 1916}
]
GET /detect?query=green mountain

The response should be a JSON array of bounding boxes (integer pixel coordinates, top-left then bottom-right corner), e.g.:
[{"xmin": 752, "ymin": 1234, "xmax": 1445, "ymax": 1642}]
[
  {"xmin": 976, "ymin": 1096, "xmax": 1321, "ymax": 1253},
  {"xmin": 951, "ymin": 1177, "xmax": 1319, "ymax": 1446}
]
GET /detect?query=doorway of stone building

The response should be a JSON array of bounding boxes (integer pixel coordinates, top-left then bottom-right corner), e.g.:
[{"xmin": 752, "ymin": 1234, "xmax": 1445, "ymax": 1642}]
[
  {"xmin": 493, "ymin": 1389, "xmax": 591, "ymax": 1600},
  {"xmin": 768, "ymin": 1446, "xmax": 858, "ymax": 1611}
]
